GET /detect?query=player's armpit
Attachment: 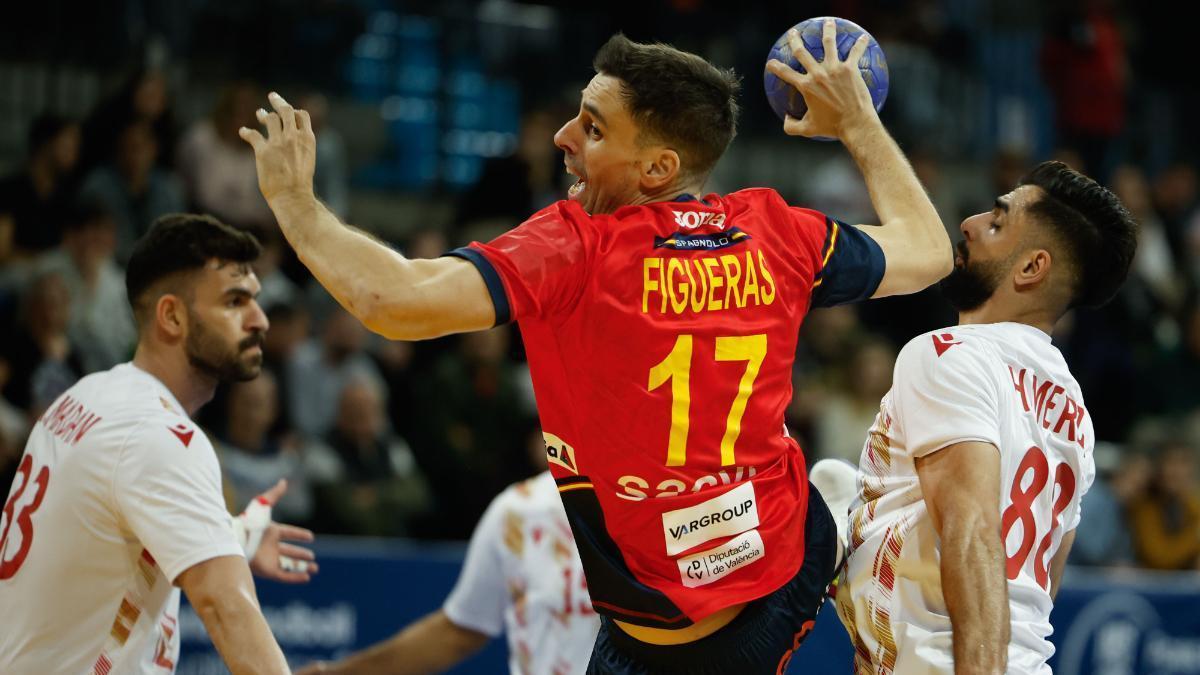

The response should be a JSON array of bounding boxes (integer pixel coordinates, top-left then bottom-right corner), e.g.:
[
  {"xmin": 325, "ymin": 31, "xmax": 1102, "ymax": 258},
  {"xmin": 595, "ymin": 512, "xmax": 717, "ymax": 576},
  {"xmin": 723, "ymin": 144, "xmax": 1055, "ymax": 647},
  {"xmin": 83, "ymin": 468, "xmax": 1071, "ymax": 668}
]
[
  {"xmin": 1048, "ymin": 528, "xmax": 1076, "ymax": 601},
  {"xmin": 177, "ymin": 555, "xmax": 289, "ymax": 675},
  {"xmin": 915, "ymin": 440, "xmax": 1008, "ymax": 675},
  {"xmin": 854, "ymin": 220, "xmax": 953, "ymax": 299}
]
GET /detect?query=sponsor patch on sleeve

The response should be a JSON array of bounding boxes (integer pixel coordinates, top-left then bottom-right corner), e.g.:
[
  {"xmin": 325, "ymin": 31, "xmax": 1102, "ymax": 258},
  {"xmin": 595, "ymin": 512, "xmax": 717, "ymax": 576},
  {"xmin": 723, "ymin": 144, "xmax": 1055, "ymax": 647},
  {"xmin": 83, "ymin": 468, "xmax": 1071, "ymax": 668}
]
[
  {"xmin": 544, "ymin": 432, "xmax": 578, "ymax": 474},
  {"xmin": 661, "ymin": 481, "xmax": 759, "ymax": 556},
  {"xmin": 677, "ymin": 529, "xmax": 765, "ymax": 588}
]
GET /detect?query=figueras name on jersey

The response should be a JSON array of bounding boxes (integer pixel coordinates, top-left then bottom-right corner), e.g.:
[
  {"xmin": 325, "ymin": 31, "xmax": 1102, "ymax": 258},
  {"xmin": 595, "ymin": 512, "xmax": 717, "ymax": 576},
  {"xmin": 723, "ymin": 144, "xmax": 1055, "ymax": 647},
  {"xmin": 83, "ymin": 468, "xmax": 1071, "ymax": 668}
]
[{"xmin": 642, "ymin": 250, "xmax": 777, "ymax": 315}]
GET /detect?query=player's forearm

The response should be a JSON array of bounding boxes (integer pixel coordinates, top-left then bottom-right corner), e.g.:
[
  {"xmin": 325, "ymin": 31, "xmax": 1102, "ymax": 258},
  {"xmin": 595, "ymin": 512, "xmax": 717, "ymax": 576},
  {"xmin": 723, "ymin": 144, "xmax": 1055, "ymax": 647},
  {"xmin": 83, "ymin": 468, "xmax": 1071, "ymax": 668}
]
[
  {"xmin": 266, "ymin": 192, "xmax": 437, "ymax": 339},
  {"xmin": 841, "ymin": 117, "xmax": 952, "ymax": 283},
  {"xmin": 941, "ymin": 516, "xmax": 1009, "ymax": 674},
  {"xmin": 321, "ymin": 610, "xmax": 485, "ymax": 675},
  {"xmin": 193, "ymin": 590, "xmax": 289, "ymax": 675}
]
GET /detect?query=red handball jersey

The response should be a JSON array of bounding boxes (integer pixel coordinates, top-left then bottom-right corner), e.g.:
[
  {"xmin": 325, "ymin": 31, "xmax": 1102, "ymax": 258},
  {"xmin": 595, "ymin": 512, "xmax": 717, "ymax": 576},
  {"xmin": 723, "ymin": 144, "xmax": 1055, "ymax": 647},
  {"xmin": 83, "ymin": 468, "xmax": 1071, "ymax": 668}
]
[{"xmin": 450, "ymin": 188, "xmax": 885, "ymax": 628}]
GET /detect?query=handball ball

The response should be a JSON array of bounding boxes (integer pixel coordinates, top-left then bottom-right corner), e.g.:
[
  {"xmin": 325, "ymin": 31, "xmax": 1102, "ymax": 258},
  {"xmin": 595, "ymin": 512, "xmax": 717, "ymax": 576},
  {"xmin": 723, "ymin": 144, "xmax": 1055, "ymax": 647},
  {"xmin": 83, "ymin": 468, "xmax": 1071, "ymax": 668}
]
[{"xmin": 764, "ymin": 17, "xmax": 889, "ymax": 139}]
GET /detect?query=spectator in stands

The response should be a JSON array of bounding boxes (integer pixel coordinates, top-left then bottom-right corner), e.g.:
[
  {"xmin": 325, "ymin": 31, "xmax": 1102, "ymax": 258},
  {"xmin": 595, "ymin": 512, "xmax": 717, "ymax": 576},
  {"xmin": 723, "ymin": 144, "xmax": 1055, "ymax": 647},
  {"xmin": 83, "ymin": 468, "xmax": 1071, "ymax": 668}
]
[
  {"xmin": 311, "ymin": 375, "xmax": 430, "ymax": 536},
  {"xmin": 176, "ymin": 81, "xmax": 273, "ymax": 228},
  {"xmin": 80, "ymin": 119, "xmax": 185, "ymax": 263},
  {"xmin": 214, "ymin": 370, "xmax": 319, "ymax": 526},
  {"xmin": 261, "ymin": 301, "xmax": 309, "ymax": 435},
  {"xmin": 1129, "ymin": 441, "xmax": 1200, "ymax": 570},
  {"xmin": 0, "ymin": 357, "xmax": 28, "ymax": 492},
  {"xmin": 0, "ymin": 271, "xmax": 82, "ymax": 418},
  {"xmin": 409, "ymin": 327, "xmax": 538, "ymax": 539},
  {"xmin": 1069, "ymin": 443, "xmax": 1142, "ymax": 566},
  {"xmin": 80, "ymin": 67, "xmax": 179, "ymax": 175},
  {"xmin": 1147, "ymin": 301, "xmax": 1200, "ymax": 416},
  {"xmin": 36, "ymin": 200, "xmax": 136, "ymax": 373},
  {"xmin": 815, "ymin": 336, "xmax": 896, "ymax": 464},
  {"xmin": 0, "ymin": 114, "xmax": 81, "ymax": 256},
  {"xmin": 0, "ymin": 209, "xmax": 27, "ymax": 323},
  {"xmin": 453, "ymin": 104, "xmax": 570, "ymax": 243},
  {"xmin": 1112, "ymin": 165, "xmax": 1187, "ymax": 316},
  {"xmin": 1039, "ymin": 0, "xmax": 1129, "ymax": 182},
  {"xmin": 286, "ymin": 306, "xmax": 386, "ymax": 439}
]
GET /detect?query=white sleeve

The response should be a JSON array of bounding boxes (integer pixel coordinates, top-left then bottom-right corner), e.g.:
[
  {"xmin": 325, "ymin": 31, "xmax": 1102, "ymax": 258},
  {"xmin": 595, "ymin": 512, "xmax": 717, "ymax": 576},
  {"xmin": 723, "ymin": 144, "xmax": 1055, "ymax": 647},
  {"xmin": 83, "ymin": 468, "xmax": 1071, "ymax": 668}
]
[
  {"xmin": 892, "ymin": 335, "xmax": 1003, "ymax": 458},
  {"xmin": 113, "ymin": 419, "xmax": 243, "ymax": 583},
  {"xmin": 442, "ymin": 491, "xmax": 511, "ymax": 638}
]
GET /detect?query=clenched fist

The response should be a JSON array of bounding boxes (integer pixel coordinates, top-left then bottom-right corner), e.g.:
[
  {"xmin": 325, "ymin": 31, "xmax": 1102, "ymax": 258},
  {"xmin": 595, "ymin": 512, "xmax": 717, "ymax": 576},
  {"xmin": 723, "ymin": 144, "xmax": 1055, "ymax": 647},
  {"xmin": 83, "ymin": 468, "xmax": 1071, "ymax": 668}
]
[{"xmin": 239, "ymin": 92, "xmax": 317, "ymax": 206}]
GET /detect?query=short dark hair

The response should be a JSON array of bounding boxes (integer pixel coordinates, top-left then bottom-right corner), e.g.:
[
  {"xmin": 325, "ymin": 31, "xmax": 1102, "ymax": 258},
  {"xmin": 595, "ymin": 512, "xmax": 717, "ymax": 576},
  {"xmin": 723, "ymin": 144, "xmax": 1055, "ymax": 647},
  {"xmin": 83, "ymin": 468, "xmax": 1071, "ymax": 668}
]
[
  {"xmin": 593, "ymin": 34, "xmax": 740, "ymax": 181},
  {"xmin": 1018, "ymin": 161, "xmax": 1138, "ymax": 309},
  {"xmin": 126, "ymin": 213, "xmax": 262, "ymax": 323}
]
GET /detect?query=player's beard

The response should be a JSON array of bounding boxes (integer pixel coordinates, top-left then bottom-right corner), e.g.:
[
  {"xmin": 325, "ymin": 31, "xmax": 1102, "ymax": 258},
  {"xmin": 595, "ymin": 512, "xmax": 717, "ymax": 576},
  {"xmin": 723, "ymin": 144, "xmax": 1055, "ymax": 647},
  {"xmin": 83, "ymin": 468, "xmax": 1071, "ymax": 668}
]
[
  {"xmin": 186, "ymin": 309, "xmax": 264, "ymax": 383},
  {"xmin": 938, "ymin": 241, "xmax": 1009, "ymax": 312}
]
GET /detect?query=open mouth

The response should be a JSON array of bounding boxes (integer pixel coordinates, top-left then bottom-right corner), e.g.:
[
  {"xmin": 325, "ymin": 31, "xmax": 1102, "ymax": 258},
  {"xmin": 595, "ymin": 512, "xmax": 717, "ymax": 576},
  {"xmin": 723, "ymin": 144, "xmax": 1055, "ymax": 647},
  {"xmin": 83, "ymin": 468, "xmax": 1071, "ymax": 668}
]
[{"xmin": 565, "ymin": 164, "xmax": 586, "ymax": 200}]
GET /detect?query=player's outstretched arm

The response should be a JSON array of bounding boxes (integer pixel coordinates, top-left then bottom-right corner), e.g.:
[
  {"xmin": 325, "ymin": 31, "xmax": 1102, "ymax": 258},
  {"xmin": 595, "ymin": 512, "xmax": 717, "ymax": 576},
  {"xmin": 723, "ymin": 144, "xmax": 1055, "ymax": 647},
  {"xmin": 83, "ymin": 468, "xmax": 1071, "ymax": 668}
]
[
  {"xmin": 296, "ymin": 609, "xmax": 489, "ymax": 675},
  {"xmin": 177, "ymin": 555, "xmax": 290, "ymax": 675},
  {"xmin": 767, "ymin": 19, "xmax": 952, "ymax": 298},
  {"xmin": 240, "ymin": 93, "xmax": 495, "ymax": 340},
  {"xmin": 916, "ymin": 440, "xmax": 1008, "ymax": 675}
]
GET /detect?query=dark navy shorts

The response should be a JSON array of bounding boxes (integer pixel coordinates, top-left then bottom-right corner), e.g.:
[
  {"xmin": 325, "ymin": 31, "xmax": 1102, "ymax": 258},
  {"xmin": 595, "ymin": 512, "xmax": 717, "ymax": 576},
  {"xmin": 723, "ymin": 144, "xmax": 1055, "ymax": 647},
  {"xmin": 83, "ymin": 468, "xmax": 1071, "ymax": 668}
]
[{"xmin": 586, "ymin": 484, "xmax": 839, "ymax": 675}]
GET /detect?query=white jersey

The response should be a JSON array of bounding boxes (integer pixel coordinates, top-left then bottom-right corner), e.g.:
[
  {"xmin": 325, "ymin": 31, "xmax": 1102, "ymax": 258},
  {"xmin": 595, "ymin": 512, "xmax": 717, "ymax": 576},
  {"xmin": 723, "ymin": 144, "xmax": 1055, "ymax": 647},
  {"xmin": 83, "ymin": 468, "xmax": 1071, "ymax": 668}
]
[
  {"xmin": 837, "ymin": 323, "xmax": 1095, "ymax": 674},
  {"xmin": 0, "ymin": 363, "xmax": 243, "ymax": 675},
  {"xmin": 444, "ymin": 471, "xmax": 599, "ymax": 675}
]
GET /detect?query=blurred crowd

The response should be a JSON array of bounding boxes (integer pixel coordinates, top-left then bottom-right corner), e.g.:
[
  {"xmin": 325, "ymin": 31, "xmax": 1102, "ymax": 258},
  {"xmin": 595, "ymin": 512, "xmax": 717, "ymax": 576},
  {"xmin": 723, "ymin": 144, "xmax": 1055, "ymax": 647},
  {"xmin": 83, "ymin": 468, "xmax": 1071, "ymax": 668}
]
[{"xmin": 1, "ymin": 0, "xmax": 1198, "ymax": 570}]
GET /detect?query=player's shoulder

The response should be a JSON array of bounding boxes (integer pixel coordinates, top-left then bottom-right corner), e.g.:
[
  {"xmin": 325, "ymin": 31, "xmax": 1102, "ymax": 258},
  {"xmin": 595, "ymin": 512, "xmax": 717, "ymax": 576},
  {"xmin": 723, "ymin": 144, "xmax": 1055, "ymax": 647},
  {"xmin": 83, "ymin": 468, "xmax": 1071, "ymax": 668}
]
[
  {"xmin": 897, "ymin": 325, "xmax": 1001, "ymax": 374},
  {"xmin": 86, "ymin": 365, "xmax": 211, "ymax": 455}
]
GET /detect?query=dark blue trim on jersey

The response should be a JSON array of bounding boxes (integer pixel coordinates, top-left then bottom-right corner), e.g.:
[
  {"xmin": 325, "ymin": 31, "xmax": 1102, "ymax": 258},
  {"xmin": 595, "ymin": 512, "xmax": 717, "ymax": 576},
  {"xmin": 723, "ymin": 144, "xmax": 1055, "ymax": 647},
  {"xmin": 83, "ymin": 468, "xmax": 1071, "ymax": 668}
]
[
  {"xmin": 811, "ymin": 218, "xmax": 887, "ymax": 308},
  {"xmin": 446, "ymin": 247, "xmax": 511, "ymax": 326}
]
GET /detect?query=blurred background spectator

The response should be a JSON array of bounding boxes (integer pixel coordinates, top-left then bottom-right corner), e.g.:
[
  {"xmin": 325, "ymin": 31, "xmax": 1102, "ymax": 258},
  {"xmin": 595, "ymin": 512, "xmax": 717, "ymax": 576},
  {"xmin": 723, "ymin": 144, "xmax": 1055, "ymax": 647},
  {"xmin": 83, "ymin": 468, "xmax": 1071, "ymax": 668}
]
[{"xmin": 0, "ymin": 114, "xmax": 81, "ymax": 257}]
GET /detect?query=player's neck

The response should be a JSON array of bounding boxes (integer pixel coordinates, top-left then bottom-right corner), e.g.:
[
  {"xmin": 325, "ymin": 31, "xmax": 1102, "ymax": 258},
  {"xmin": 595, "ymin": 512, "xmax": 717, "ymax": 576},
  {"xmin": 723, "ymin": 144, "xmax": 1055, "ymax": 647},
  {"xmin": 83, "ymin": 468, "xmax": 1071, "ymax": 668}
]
[
  {"xmin": 131, "ymin": 344, "xmax": 217, "ymax": 417},
  {"xmin": 957, "ymin": 299, "xmax": 1056, "ymax": 335}
]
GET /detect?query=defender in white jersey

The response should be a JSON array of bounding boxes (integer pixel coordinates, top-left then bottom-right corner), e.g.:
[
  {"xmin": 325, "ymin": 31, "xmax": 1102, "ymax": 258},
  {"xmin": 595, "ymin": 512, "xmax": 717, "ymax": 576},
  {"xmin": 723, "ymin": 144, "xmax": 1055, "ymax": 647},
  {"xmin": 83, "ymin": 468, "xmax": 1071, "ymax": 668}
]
[
  {"xmin": 299, "ymin": 470, "xmax": 600, "ymax": 675},
  {"xmin": 0, "ymin": 214, "xmax": 317, "ymax": 675},
  {"xmin": 837, "ymin": 161, "xmax": 1138, "ymax": 674}
]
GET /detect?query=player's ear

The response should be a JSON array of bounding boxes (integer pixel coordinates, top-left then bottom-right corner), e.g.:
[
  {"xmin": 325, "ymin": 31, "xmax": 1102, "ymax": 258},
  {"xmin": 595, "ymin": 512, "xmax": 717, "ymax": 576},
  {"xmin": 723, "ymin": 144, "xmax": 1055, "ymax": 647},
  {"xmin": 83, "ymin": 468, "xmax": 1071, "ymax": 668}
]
[
  {"xmin": 1014, "ymin": 248, "xmax": 1052, "ymax": 291},
  {"xmin": 641, "ymin": 147, "xmax": 680, "ymax": 192},
  {"xmin": 155, "ymin": 294, "xmax": 188, "ymax": 341}
]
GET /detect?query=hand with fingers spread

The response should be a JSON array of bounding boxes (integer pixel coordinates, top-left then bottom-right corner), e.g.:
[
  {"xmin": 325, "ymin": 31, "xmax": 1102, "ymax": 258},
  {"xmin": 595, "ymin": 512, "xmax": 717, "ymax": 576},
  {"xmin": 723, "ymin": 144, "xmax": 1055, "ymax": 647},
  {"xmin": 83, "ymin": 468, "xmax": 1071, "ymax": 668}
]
[
  {"xmin": 236, "ymin": 478, "xmax": 320, "ymax": 584},
  {"xmin": 765, "ymin": 18, "xmax": 879, "ymax": 141},
  {"xmin": 239, "ymin": 92, "xmax": 318, "ymax": 206}
]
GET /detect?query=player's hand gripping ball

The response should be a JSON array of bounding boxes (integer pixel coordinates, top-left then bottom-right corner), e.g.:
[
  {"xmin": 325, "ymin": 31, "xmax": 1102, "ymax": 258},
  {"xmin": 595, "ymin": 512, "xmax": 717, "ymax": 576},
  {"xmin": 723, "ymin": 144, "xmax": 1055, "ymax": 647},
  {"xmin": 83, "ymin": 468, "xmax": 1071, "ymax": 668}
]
[{"xmin": 764, "ymin": 17, "xmax": 889, "ymax": 140}]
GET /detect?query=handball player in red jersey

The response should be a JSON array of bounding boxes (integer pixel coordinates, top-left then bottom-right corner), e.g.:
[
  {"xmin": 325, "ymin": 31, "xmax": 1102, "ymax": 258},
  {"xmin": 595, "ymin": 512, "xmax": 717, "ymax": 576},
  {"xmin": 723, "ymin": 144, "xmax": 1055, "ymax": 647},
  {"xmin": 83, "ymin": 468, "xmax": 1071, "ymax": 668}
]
[{"xmin": 241, "ymin": 21, "xmax": 952, "ymax": 673}]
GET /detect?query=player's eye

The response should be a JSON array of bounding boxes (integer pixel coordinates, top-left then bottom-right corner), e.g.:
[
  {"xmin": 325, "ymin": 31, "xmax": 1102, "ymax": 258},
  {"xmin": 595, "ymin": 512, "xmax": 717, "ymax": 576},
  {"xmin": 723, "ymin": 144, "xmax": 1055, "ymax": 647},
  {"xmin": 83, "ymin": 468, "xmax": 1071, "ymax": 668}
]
[{"xmin": 584, "ymin": 122, "xmax": 602, "ymax": 140}]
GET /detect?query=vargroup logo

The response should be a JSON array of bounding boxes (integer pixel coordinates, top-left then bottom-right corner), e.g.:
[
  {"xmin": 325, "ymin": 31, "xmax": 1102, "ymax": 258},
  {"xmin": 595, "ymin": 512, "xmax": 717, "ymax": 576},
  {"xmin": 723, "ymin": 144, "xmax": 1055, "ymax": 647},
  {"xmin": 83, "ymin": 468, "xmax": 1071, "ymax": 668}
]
[
  {"xmin": 543, "ymin": 432, "xmax": 578, "ymax": 475},
  {"xmin": 661, "ymin": 481, "xmax": 759, "ymax": 556},
  {"xmin": 672, "ymin": 210, "xmax": 727, "ymax": 230},
  {"xmin": 654, "ymin": 227, "xmax": 750, "ymax": 252}
]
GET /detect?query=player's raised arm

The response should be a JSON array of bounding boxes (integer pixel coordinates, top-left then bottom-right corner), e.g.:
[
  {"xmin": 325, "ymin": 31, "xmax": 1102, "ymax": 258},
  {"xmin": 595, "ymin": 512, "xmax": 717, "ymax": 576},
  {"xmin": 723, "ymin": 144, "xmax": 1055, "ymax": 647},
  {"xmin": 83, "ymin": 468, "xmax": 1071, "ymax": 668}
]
[
  {"xmin": 240, "ymin": 93, "xmax": 495, "ymax": 340},
  {"xmin": 915, "ymin": 441, "xmax": 1009, "ymax": 675},
  {"xmin": 767, "ymin": 18, "xmax": 952, "ymax": 297}
]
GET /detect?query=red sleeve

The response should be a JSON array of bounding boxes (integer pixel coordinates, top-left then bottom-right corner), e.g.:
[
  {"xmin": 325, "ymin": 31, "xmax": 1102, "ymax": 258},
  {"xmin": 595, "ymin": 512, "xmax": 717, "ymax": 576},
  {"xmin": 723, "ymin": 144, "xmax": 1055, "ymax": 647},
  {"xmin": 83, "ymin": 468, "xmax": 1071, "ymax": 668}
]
[{"xmin": 448, "ymin": 202, "xmax": 591, "ymax": 323}]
